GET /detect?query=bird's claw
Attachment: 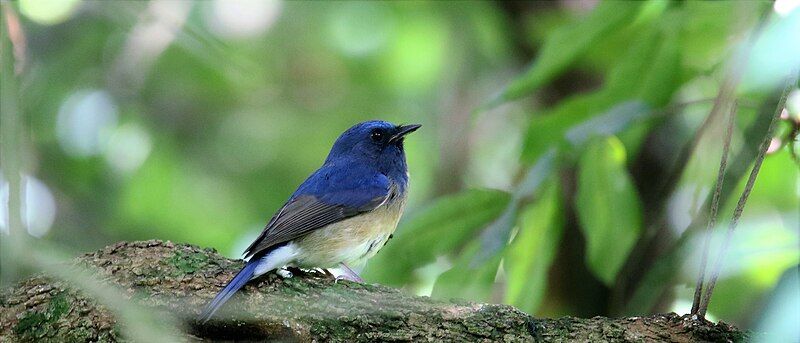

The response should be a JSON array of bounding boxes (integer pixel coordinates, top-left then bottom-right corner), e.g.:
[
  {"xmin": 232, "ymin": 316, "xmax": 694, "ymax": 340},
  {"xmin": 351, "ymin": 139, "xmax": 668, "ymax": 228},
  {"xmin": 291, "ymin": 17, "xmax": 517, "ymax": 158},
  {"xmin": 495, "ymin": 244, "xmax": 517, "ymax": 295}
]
[
  {"xmin": 335, "ymin": 263, "xmax": 364, "ymax": 283},
  {"xmin": 276, "ymin": 268, "xmax": 294, "ymax": 279},
  {"xmin": 334, "ymin": 274, "xmax": 363, "ymax": 283}
]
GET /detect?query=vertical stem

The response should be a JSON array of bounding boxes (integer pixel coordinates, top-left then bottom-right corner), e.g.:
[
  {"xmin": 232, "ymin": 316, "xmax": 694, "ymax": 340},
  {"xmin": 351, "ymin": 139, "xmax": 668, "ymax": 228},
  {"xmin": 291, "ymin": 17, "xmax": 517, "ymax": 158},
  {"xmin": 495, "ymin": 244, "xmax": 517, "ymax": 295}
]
[
  {"xmin": 0, "ymin": 3, "xmax": 24, "ymax": 284},
  {"xmin": 697, "ymin": 73, "xmax": 798, "ymax": 318},
  {"xmin": 690, "ymin": 101, "xmax": 737, "ymax": 314}
]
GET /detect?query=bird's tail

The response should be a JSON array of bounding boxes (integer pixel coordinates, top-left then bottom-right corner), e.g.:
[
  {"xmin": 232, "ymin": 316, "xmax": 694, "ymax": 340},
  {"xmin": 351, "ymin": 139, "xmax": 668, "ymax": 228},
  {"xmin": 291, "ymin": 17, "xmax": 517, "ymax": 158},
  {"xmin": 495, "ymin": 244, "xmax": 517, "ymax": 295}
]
[{"xmin": 197, "ymin": 260, "xmax": 258, "ymax": 323}]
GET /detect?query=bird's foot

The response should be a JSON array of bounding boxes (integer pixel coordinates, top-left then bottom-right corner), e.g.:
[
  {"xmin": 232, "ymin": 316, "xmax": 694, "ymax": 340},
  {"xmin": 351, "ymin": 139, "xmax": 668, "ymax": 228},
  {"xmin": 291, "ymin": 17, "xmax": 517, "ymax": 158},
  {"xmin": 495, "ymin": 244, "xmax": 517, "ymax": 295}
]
[
  {"xmin": 276, "ymin": 268, "xmax": 294, "ymax": 279},
  {"xmin": 334, "ymin": 273, "xmax": 363, "ymax": 283},
  {"xmin": 335, "ymin": 263, "xmax": 364, "ymax": 283}
]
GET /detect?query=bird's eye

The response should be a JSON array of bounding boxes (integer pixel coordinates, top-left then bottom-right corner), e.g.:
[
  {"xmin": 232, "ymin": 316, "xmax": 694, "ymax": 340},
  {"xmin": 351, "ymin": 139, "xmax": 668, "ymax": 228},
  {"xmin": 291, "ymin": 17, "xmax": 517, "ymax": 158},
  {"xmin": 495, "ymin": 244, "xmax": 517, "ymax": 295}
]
[{"xmin": 370, "ymin": 130, "xmax": 383, "ymax": 142}]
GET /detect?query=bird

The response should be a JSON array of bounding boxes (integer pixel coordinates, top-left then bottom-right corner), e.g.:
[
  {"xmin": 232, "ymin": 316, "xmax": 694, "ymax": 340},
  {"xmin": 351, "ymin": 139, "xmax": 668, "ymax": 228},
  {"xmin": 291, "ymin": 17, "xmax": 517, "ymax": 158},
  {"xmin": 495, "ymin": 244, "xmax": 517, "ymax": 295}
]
[{"xmin": 197, "ymin": 120, "xmax": 420, "ymax": 322}]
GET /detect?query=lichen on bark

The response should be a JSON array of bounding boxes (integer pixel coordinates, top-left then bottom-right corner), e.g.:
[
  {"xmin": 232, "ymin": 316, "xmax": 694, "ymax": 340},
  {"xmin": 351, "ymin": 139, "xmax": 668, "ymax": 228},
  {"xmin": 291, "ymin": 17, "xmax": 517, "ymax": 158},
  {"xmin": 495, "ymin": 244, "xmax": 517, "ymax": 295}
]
[{"xmin": 1, "ymin": 240, "xmax": 745, "ymax": 342}]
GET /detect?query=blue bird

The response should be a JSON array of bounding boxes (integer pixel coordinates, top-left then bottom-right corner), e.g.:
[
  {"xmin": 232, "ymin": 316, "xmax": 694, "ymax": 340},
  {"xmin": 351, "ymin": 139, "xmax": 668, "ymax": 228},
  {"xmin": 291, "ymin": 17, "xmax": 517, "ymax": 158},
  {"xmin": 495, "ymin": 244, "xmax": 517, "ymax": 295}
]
[{"xmin": 198, "ymin": 120, "xmax": 420, "ymax": 322}]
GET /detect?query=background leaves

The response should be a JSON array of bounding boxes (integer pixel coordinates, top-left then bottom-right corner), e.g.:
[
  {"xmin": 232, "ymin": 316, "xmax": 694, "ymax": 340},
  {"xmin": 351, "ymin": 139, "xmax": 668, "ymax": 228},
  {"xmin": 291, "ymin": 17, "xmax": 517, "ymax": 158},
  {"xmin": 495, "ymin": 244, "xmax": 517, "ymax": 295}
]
[
  {"xmin": 2, "ymin": 0, "xmax": 797, "ymax": 333},
  {"xmin": 486, "ymin": 1, "xmax": 642, "ymax": 108},
  {"xmin": 576, "ymin": 136, "xmax": 642, "ymax": 285},
  {"xmin": 504, "ymin": 181, "xmax": 563, "ymax": 314}
]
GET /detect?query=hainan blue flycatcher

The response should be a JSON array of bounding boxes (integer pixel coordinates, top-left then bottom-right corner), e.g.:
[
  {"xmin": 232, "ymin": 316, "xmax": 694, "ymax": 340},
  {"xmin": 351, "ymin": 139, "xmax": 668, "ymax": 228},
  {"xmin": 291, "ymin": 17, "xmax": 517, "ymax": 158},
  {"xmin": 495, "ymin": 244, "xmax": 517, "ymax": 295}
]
[{"xmin": 198, "ymin": 120, "xmax": 420, "ymax": 322}]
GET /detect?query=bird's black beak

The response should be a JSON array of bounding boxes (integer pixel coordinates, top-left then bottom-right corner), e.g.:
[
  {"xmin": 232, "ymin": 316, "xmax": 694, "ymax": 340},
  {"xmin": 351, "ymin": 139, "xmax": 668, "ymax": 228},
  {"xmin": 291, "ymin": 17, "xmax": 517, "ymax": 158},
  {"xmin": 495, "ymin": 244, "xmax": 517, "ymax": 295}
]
[{"xmin": 390, "ymin": 124, "xmax": 421, "ymax": 143}]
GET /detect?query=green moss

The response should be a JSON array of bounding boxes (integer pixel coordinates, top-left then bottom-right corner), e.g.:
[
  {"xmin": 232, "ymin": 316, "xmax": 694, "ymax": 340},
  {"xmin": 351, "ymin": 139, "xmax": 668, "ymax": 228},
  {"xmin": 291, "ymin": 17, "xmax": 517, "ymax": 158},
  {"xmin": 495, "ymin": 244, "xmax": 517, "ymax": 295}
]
[
  {"xmin": 49, "ymin": 293, "xmax": 69, "ymax": 318},
  {"xmin": 14, "ymin": 311, "xmax": 47, "ymax": 337},
  {"xmin": 462, "ymin": 307, "xmax": 503, "ymax": 338},
  {"xmin": 62, "ymin": 326, "xmax": 95, "ymax": 343},
  {"xmin": 310, "ymin": 318, "xmax": 358, "ymax": 340},
  {"xmin": 13, "ymin": 292, "xmax": 70, "ymax": 340},
  {"xmin": 167, "ymin": 250, "xmax": 210, "ymax": 275}
]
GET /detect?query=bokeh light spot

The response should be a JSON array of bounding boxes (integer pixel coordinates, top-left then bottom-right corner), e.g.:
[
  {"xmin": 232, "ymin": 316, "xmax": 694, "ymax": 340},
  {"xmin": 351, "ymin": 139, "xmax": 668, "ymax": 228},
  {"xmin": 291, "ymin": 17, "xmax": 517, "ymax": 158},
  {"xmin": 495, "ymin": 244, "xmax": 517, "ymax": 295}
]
[
  {"xmin": 19, "ymin": 0, "xmax": 81, "ymax": 25},
  {"xmin": 743, "ymin": 10, "xmax": 800, "ymax": 92},
  {"xmin": 327, "ymin": 2, "xmax": 395, "ymax": 57},
  {"xmin": 774, "ymin": 0, "xmax": 800, "ymax": 17},
  {"xmin": 380, "ymin": 15, "xmax": 447, "ymax": 91},
  {"xmin": 56, "ymin": 90, "xmax": 119, "ymax": 158},
  {"xmin": 105, "ymin": 123, "xmax": 153, "ymax": 175},
  {"xmin": 785, "ymin": 89, "xmax": 800, "ymax": 118},
  {"xmin": 206, "ymin": 0, "xmax": 282, "ymax": 39},
  {"xmin": 0, "ymin": 175, "xmax": 57, "ymax": 237}
]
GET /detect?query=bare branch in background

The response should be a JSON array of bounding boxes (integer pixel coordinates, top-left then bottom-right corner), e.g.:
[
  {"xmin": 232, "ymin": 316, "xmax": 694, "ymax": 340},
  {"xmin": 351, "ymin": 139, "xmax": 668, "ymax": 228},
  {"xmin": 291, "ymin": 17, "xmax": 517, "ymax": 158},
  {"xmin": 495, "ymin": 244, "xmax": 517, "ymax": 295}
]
[
  {"xmin": 1, "ymin": 4, "xmax": 25, "ymax": 73},
  {"xmin": 697, "ymin": 73, "xmax": 799, "ymax": 318},
  {"xmin": 614, "ymin": 7, "xmax": 773, "ymax": 314},
  {"xmin": 1, "ymin": 3, "xmax": 25, "ymax": 285},
  {"xmin": 690, "ymin": 101, "xmax": 737, "ymax": 315}
]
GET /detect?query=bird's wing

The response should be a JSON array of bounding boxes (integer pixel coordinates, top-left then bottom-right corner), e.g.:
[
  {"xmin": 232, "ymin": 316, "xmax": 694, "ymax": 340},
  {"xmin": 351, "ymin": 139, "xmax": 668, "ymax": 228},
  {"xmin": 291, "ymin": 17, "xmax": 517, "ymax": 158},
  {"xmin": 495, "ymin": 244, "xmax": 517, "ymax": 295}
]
[{"xmin": 243, "ymin": 171, "xmax": 392, "ymax": 260}]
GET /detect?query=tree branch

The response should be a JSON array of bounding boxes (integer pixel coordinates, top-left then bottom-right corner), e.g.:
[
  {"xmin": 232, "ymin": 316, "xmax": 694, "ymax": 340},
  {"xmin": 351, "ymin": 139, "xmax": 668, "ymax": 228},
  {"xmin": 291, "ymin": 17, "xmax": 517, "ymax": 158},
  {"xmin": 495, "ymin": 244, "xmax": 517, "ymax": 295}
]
[{"xmin": 1, "ymin": 240, "xmax": 746, "ymax": 342}]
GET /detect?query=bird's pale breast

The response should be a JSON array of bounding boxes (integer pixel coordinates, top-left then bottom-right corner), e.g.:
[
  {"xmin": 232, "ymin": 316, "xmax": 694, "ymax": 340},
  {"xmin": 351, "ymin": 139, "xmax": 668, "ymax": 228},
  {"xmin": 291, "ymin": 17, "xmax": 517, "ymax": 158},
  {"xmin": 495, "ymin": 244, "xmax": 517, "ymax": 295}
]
[{"xmin": 292, "ymin": 194, "xmax": 406, "ymax": 268}]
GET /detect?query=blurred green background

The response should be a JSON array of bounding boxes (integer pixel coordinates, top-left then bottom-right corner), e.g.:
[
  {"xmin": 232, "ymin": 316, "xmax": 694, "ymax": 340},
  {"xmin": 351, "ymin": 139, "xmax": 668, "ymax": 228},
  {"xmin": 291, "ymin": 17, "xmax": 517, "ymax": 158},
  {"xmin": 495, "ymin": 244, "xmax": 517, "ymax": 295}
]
[{"xmin": 1, "ymin": 0, "xmax": 799, "ymax": 337}]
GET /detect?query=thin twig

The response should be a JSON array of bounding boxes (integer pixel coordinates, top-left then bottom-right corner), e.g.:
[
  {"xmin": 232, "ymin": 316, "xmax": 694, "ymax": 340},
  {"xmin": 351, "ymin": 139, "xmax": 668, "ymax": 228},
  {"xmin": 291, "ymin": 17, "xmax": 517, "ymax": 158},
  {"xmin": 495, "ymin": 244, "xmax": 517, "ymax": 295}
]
[
  {"xmin": 697, "ymin": 73, "xmax": 798, "ymax": 318},
  {"xmin": 622, "ymin": 74, "xmax": 795, "ymax": 315},
  {"xmin": 690, "ymin": 101, "xmax": 737, "ymax": 314}
]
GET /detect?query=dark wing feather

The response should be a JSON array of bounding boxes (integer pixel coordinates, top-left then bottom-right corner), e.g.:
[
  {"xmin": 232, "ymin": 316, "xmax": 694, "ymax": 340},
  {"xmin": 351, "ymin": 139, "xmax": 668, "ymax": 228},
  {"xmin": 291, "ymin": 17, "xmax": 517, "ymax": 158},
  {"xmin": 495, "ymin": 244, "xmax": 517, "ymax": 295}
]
[{"xmin": 243, "ymin": 193, "xmax": 388, "ymax": 259}]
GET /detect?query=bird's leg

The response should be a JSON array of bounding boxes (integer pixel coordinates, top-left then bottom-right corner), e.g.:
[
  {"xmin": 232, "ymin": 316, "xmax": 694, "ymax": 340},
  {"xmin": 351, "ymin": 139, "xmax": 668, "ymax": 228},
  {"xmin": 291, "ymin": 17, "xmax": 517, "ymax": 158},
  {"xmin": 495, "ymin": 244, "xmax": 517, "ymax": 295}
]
[{"xmin": 335, "ymin": 263, "xmax": 364, "ymax": 283}]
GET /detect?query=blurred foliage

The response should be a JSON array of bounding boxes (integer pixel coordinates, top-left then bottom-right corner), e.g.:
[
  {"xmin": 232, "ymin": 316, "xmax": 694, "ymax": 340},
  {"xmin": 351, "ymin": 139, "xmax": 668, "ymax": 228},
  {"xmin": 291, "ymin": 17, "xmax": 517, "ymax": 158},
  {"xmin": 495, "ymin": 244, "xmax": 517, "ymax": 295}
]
[
  {"xmin": 576, "ymin": 136, "xmax": 641, "ymax": 285},
  {"xmin": 2, "ymin": 0, "xmax": 799, "ymax": 336}
]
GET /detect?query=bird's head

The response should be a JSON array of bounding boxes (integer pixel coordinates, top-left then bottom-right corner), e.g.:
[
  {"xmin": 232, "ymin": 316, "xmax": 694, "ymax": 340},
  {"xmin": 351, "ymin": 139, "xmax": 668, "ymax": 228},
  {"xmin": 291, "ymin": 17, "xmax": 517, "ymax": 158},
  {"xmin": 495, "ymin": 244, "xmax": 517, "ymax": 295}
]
[{"xmin": 326, "ymin": 120, "xmax": 420, "ymax": 171}]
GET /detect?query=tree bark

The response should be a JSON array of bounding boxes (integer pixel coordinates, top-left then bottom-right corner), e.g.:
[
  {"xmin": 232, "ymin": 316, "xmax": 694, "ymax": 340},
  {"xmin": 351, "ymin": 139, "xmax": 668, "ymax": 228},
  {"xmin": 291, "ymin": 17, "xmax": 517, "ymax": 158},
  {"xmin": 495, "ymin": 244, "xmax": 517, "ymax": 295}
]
[{"xmin": 1, "ymin": 240, "xmax": 745, "ymax": 342}]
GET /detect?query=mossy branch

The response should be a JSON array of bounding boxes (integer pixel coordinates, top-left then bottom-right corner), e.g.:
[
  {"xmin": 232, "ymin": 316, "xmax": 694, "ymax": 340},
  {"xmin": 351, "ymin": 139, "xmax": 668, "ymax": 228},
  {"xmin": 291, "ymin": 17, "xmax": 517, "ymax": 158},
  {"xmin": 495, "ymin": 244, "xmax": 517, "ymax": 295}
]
[{"xmin": 1, "ymin": 240, "xmax": 745, "ymax": 342}]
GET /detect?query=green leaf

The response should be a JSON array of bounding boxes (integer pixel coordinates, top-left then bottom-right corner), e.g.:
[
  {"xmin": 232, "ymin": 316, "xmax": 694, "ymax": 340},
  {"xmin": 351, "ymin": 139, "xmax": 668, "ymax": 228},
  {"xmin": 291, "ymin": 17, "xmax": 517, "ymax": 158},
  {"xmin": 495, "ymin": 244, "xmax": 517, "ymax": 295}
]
[
  {"xmin": 521, "ymin": 92, "xmax": 615, "ymax": 164},
  {"xmin": 362, "ymin": 189, "xmax": 511, "ymax": 286},
  {"xmin": 617, "ymin": 24, "xmax": 682, "ymax": 156},
  {"xmin": 635, "ymin": 25, "xmax": 681, "ymax": 106},
  {"xmin": 520, "ymin": 25, "xmax": 659, "ymax": 163},
  {"xmin": 680, "ymin": 1, "xmax": 763, "ymax": 71},
  {"xmin": 576, "ymin": 136, "xmax": 643, "ymax": 285},
  {"xmin": 431, "ymin": 239, "xmax": 502, "ymax": 302},
  {"xmin": 484, "ymin": 1, "xmax": 642, "ymax": 108},
  {"xmin": 504, "ymin": 180, "xmax": 564, "ymax": 314},
  {"xmin": 521, "ymin": 16, "xmax": 684, "ymax": 164},
  {"xmin": 564, "ymin": 101, "xmax": 651, "ymax": 148},
  {"xmin": 434, "ymin": 156, "xmax": 558, "ymax": 304},
  {"xmin": 474, "ymin": 149, "xmax": 557, "ymax": 265}
]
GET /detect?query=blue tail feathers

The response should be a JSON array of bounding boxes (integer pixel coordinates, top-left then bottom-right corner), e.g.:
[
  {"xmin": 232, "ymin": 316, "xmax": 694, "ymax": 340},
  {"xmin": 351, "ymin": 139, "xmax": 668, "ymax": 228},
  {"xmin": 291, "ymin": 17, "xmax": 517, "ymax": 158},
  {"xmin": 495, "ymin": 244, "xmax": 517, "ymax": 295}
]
[{"xmin": 197, "ymin": 260, "xmax": 258, "ymax": 323}]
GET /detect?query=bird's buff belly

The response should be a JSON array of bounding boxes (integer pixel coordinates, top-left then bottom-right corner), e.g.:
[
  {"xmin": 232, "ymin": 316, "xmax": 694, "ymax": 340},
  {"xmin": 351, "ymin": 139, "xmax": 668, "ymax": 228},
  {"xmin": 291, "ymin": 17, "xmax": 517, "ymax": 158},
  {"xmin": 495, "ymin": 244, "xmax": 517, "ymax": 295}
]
[{"xmin": 292, "ymin": 198, "xmax": 405, "ymax": 268}]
